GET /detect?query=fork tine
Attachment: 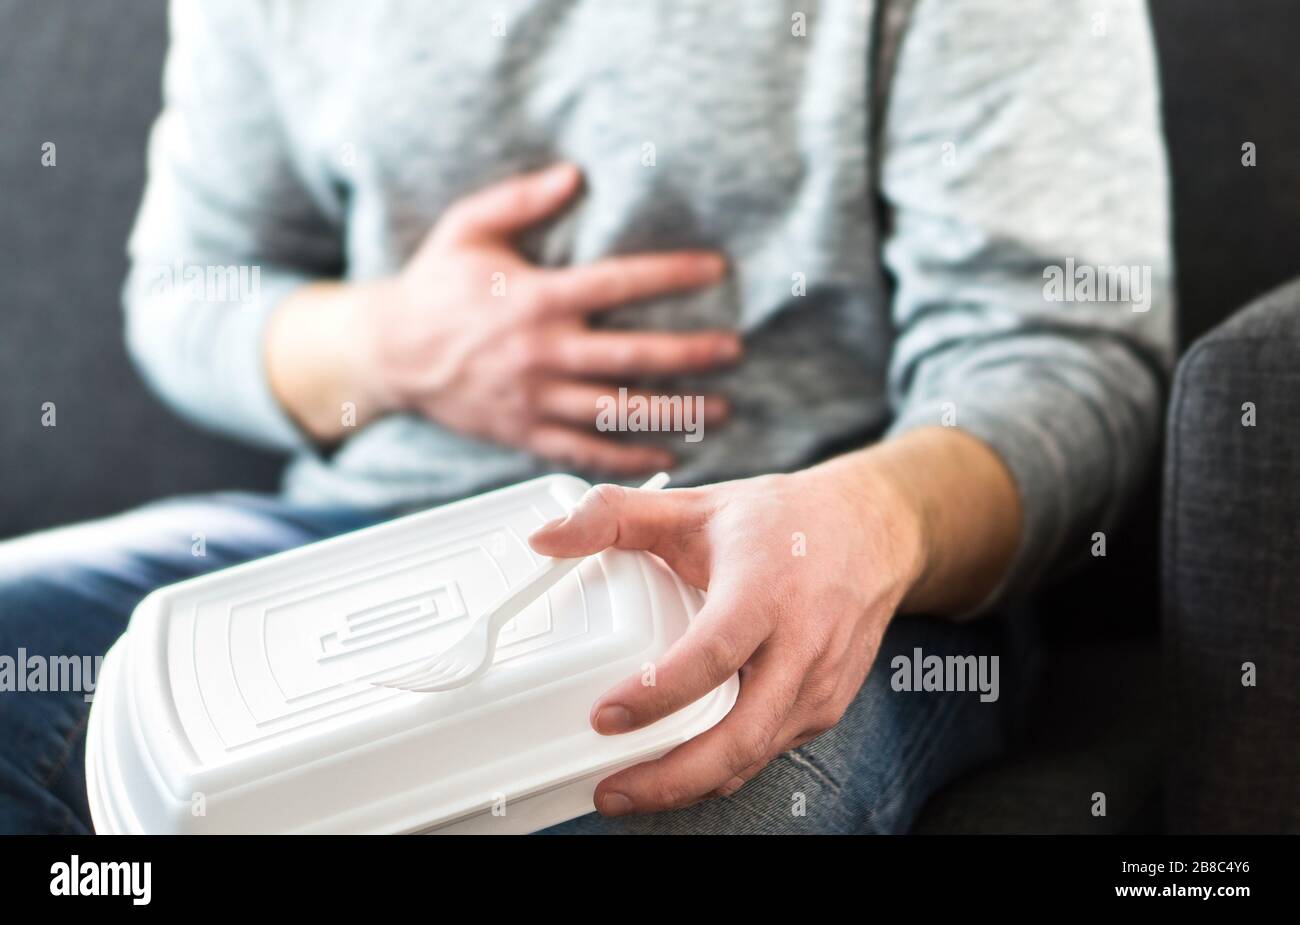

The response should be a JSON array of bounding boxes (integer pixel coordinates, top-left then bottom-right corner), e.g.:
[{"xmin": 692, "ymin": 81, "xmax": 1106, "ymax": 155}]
[
  {"xmin": 379, "ymin": 650, "xmax": 466, "ymax": 690},
  {"xmin": 406, "ymin": 658, "xmax": 481, "ymax": 692},
  {"xmin": 397, "ymin": 650, "xmax": 482, "ymax": 691},
  {"xmin": 406, "ymin": 658, "xmax": 460, "ymax": 688},
  {"xmin": 370, "ymin": 659, "xmax": 439, "ymax": 686},
  {"xmin": 411, "ymin": 637, "xmax": 504, "ymax": 691},
  {"xmin": 372, "ymin": 649, "xmax": 459, "ymax": 687}
]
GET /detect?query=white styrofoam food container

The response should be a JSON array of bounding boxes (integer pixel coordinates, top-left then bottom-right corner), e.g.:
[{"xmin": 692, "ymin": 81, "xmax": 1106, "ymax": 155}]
[{"xmin": 86, "ymin": 474, "xmax": 738, "ymax": 834}]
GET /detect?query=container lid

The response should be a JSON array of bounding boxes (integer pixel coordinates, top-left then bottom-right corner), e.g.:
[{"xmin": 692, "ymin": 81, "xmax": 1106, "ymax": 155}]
[{"xmin": 86, "ymin": 474, "xmax": 738, "ymax": 833}]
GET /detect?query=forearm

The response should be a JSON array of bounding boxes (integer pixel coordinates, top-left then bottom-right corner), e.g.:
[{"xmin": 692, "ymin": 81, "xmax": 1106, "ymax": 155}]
[
  {"xmin": 869, "ymin": 0, "xmax": 1171, "ymax": 612},
  {"xmin": 265, "ymin": 280, "xmax": 391, "ymax": 443},
  {"xmin": 812, "ymin": 426, "xmax": 1023, "ymax": 617}
]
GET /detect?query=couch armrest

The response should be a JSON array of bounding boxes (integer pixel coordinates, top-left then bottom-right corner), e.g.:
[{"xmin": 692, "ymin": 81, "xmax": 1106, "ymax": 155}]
[{"xmin": 1163, "ymin": 278, "xmax": 1300, "ymax": 833}]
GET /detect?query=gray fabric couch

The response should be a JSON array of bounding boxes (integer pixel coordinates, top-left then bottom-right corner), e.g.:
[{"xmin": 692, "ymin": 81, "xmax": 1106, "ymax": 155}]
[
  {"xmin": 0, "ymin": 1, "xmax": 281, "ymax": 538},
  {"xmin": 1163, "ymin": 280, "xmax": 1300, "ymax": 833},
  {"xmin": 1, "ymin": 0, "xmax": 1296, "ymax": 832}
]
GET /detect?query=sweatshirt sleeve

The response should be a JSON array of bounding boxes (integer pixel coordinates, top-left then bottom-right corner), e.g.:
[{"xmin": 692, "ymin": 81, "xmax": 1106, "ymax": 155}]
[
  {"xmin": 879, "ymin": 0, "xmax": 1175, "ymax": 609},
  {"xmin": 123, "ymin": 0, "xmax": 343, "ymax": 452}
]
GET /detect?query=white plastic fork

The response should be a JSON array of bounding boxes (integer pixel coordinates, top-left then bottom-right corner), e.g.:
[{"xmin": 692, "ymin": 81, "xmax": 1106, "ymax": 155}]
[{"xmin": 370, "ymin": 472, "xmax": 671, "ymax": 693}]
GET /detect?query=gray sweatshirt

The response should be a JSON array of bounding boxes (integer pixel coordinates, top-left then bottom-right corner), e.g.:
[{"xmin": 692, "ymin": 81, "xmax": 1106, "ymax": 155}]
[{"xmin": 123, "ymin": 0, "xmax": 1173, "ymax": 604}]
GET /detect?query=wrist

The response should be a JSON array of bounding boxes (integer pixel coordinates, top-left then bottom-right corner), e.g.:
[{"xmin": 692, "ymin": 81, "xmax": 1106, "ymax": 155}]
[
  {"xmin": 342, "ymin": 277, "xmax": 405, "ymax": 416},
  {"xmin": 266, "ymin": 280, "xmax": 394, "ymax": 442},
  {"xmin": 799, "ymin": 449, "xmax": 931, "ymax": 611},
  {"xmin": 841, "ymin": 427, "xmax": 1023, "ymax": 615}
]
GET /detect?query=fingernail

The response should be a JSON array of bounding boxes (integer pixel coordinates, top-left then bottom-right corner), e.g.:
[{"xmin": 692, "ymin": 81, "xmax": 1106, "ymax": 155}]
[
  {"xmin": 718, "ymin": 337, "xmax": 742, "ymax": 361},
  {"xmin": 593, "ymin": 704, "xmax": 633, "ymax": 734},
  {"xmin": 599, "ymin": 792, "xmax": 633, "ymax": 816}
]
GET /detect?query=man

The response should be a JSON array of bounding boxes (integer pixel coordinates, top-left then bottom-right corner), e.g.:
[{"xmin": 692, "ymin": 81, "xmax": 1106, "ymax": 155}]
[{"xmin": 0, "ymin": 0, "xmax": 1170, "ymax": 833}]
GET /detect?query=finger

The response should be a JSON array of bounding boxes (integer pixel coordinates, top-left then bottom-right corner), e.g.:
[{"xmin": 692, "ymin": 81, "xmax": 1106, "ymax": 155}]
[
  {"xmin": 586, "ymin": 574, "xmax": 768, "ymax": 734},
  {"xmin": 539, "ymin": 252, "xmax": 727, "ymax": 316},
  {"xmin": 593, "ymin": 648, "xmax": 804, "ymax": 816},
  {"xmin": 714, "ymin": 709, "xmax": 824, "ymax": 799},
  {"xmin": 716, "ymin": 660, "xmax": 862, "ymax": 798},
  {"xmin": 526, "ymin": 424, "xmax": 673, "ymax": 476},
  {"xmin": 550, "ymin": 330, "xmax": 742, "ymax": 377},
  {"xmin": 533, "ymin": 381, "xmax": 729, "ymax": 430},
  {"xmin": 436, "ymin": 162, "xmax": 582, "ymax": 244},
  {"xmin": 528, "ymin": 479, "xmax": 701, "ymax": 558}
]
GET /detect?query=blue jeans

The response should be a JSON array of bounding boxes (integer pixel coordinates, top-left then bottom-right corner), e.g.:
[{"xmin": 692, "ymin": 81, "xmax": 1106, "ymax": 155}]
[{"xmin": 0, "ymin": 493, "xmax": 1028, "ymax": 834}]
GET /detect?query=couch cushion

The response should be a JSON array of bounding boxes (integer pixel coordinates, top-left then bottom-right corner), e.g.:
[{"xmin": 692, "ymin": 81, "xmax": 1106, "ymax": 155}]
[
  {"xmin": 0, "ymin": 0, "xmax": 282, "ymax": 540},
  {"xmin": 1162, "ymin": 278, "xmax": 1300, "ymax": 833},
  {"xmin": 913, "ymin": 638, "xmax": 1162, "ymax": 834}
]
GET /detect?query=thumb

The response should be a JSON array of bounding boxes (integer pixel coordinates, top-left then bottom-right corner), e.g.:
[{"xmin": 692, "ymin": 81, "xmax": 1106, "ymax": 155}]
[{"xmin": 528, "ymin": 482, "xmax": 682, "ymax": 558}]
